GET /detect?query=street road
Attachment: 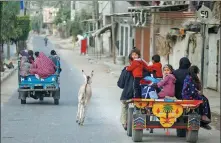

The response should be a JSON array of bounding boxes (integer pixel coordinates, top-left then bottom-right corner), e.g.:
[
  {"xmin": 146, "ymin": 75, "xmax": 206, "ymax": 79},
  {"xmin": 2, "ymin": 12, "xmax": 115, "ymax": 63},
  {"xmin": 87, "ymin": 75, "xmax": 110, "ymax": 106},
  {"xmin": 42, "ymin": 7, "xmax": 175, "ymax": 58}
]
[{"xmin": 1, "ymin": 36, "xmax": 220, "ymax": 143}]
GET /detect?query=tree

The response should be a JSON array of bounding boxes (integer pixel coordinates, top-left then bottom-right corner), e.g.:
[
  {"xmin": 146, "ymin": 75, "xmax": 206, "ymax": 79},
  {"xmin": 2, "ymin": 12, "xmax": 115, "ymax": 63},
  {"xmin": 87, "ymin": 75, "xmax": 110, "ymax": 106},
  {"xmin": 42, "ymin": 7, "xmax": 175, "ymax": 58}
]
[
  {"xmin": 54, "ymin": 6, "xmax": 71, "ymax": 25},
  {"xmin": 16, "ymin": 16, "xmax": 31, "ymax": 53},
  {"xmin": 31, "ymin": 15, "xmax": 41, "ymax": 33},
  {"xmin": 69, "ymin": 9, "xmax": 92, "ymax": 37},
  {"xmin": 1, "ymin": 2, "xmax": 21, "ymax": 59},
  {"xmin": 0, "ymin": 1, "xmax": 4, "ymax": 71}
]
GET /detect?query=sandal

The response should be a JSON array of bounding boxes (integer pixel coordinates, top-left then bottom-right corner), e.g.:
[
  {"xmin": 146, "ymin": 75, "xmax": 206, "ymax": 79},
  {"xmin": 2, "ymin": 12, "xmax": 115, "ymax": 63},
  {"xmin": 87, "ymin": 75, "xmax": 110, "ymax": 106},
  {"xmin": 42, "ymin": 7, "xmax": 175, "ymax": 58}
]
[
  {"xmin": 201, "ymin": 124, "xmax": 212, "ymax": 130},
  {"xmin": 201, "ymin": 115, "xmax": 211, "ymax": 123}
]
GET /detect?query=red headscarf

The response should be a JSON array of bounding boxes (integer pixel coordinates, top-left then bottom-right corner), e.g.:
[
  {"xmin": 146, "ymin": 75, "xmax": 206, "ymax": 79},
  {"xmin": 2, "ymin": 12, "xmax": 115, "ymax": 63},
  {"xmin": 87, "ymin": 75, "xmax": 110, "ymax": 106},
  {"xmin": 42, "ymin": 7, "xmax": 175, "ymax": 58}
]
[{"xmin": 30, "ymin": 52, "xmax": 56, "ymax": 78}]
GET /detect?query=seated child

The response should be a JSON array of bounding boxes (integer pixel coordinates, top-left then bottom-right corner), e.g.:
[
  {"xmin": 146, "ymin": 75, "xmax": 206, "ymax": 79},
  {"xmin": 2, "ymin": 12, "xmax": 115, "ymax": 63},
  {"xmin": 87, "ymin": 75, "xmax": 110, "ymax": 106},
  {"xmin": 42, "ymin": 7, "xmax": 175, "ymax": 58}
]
[
  {"xmin": 152, "ymin": 64, "xmax": 176, "ymax": 99},
  {"xmin": 140, "ymin": 55, "xmax": 162, "ymax": 85},
  {"xmin": 182, "ymin": 65, "xmax": 211, "ymax": 125},
  {"xmin": 148, "ymin": 54, "xmax": 163, "ymax": 78},
  {"xmin": 126, "ymin": 49, "xmax": 150, "ymax": 98}
]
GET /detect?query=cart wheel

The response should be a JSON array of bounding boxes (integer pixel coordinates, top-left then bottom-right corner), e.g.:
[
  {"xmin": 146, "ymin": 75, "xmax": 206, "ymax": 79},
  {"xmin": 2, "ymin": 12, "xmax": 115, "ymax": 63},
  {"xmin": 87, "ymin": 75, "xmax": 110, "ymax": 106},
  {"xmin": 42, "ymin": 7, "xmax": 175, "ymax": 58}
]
[
  {"xmin": 132, "ymin": 129, "xmax": 143, "ymax": 142},
  {"xmin": 176, "ymin": 129, "xmax": 186, "ymax": 137},
  {"xmin": 186, "ymin": 130, "xmax": 198, "ymax": 143},
  {"xmin": 54, "ymin": 99, "xmax": 59, "ymax": 105},
  {"xmin": 39, "ymin": 96, "xmax": 44, "ymax": 101},
  {"xmin": 19, "ymin": 91, "xmax": 27, "ymax": 104},
  {"xmin": 21, "ymin": 99, "xmax": 26, "ymax": 104},
  {"xmin": 127, "ymin": 107, "xmax": 134, "ymax": 137}
]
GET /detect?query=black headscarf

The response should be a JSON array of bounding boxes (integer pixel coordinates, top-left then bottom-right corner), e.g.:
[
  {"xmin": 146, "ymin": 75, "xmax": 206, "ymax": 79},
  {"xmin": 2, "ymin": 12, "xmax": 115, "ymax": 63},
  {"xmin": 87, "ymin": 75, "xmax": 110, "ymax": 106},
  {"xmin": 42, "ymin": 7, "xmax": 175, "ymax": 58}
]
[
  {"xmin": 179, "ymin": 57, "xmax": 191, "ymax": 69},
  {"xmin": 173, "ymin": 57, "xmax": 191, "ymax": 99}
]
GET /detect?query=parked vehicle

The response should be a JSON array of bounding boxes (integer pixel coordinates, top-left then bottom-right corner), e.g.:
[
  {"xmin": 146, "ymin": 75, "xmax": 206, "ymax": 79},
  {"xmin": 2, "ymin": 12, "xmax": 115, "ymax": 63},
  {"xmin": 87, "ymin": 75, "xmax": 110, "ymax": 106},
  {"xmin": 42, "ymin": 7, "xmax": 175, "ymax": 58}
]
[
  {"xmin": 17, "ymin": 60, "xmax": 60, "ymax": 105},
  {"xmin": 126, "ymin": 98, "xmax": 202, "ymax": 143}
]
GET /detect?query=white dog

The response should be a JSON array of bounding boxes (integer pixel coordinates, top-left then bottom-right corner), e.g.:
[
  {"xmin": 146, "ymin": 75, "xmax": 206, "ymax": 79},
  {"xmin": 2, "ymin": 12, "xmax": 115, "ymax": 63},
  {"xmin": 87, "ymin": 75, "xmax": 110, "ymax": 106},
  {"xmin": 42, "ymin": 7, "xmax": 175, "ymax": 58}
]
[{"xmin": 76, "ymin": 70, "xmax": 93, "ymax": 125}]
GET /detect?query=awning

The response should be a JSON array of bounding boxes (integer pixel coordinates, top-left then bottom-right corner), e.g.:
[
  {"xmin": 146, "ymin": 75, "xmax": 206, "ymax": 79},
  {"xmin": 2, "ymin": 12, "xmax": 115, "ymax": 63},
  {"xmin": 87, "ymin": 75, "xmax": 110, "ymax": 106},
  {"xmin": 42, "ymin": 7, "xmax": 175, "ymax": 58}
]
[{"xmin": 92, "ymin": 24, "xmax": 113, "ymax": 37}]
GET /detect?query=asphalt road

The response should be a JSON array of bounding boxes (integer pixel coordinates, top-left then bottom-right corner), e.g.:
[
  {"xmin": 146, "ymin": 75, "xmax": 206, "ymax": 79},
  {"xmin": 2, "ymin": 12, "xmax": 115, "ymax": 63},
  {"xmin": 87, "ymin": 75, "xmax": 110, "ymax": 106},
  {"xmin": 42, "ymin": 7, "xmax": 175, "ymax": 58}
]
[{"xmin": 1, "ymin": 36, "xmax": 220, "ymax": 143}]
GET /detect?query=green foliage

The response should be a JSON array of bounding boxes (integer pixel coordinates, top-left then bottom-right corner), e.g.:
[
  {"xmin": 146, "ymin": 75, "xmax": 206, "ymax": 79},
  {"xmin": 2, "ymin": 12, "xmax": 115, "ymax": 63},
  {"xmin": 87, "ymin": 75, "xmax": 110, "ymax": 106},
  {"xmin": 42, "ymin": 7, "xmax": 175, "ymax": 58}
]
[
  {"xmin": 54, "ymin": 7, "xmax": 92, "ymax": 37},
  {"xmin": 17, "ymin": 16, "xmax": 31, "ymax": 41},
  {"xmin": 1, "ymin": 1, "xmax": 21, "ymax": 43},
  {"xmin": 30, "ymin": 15, "xmax": 41, "ymax": 32},
  {"xmin": 54, "ymin": 7, "xmax": 70, "ymax": 25},
  {"xmin": 69, "ymin": 9, "xmax": 92, "ymax": 37},
  {"xmin": 70, "ymin": 20, "xmax": 83, "ymax": 37}
]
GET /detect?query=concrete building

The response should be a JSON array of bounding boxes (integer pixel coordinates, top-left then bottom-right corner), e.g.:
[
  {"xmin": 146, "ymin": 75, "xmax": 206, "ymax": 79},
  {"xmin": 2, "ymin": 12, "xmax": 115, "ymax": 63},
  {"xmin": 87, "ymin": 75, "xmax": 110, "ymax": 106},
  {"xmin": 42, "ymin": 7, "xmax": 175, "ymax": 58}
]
[
  {"xmin": 92, "ymin": 1, "xmax": 133, "ymax": 60},
  {"xmin": 43, "ymin": 7, "xmax": 59, "ymax": 24},
  {"xmin": 127, "ymin": 2, "xmax": 220, "ymax": 94}
]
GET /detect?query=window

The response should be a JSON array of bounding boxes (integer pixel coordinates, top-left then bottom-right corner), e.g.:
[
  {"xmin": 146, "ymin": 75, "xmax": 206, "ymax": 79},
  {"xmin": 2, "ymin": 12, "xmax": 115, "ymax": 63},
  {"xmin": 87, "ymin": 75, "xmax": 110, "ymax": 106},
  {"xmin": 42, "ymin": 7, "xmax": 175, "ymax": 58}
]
[{"xmin": 72, "ymin": 1, "xmax": 75, "ymax": 10}]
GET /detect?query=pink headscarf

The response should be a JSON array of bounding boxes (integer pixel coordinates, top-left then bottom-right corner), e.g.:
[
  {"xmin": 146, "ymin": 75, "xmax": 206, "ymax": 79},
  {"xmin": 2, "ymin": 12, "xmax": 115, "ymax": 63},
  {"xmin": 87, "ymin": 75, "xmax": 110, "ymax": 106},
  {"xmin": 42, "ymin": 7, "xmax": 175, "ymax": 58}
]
[{"xmin": 30, "ymin": 52, "xmax": 56, "ymax": 78}]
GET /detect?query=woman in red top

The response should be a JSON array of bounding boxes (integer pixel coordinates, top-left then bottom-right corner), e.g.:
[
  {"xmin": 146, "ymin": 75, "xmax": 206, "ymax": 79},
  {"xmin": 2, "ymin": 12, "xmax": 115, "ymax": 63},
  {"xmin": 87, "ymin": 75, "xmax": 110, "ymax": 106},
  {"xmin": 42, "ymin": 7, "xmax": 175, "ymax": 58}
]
[{"xmin": 126, "ymin": 49, "xmax": 150, "ymax": 98}]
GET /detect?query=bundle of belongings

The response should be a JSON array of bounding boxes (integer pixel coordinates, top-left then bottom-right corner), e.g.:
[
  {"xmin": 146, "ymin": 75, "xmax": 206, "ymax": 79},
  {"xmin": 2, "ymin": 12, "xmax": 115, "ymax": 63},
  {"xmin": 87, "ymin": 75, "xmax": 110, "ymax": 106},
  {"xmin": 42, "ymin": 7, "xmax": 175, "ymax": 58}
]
[{"xmin": 141, "ymin": 76, "xmax": 161, "ymax": 99}]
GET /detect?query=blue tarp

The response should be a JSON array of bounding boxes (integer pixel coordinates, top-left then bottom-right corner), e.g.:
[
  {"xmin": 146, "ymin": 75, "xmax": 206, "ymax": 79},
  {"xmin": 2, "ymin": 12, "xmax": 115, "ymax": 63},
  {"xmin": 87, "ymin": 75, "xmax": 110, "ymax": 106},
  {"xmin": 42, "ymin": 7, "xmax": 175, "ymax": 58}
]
[
  {"xmin": 143, "ymin": 76, "xmax": 161, "ymax": 83},
  {"xmin": 20, "ymin": 1, "xmax": 24, "ymax": 10}
]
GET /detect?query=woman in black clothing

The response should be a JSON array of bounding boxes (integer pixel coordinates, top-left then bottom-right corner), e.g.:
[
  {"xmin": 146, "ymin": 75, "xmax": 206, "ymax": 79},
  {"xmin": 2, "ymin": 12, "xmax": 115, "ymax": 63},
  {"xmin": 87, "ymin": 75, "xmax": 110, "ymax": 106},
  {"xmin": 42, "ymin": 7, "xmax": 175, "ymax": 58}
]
[
  {"xmin": 173, "ymin": 57, "xmax": 191, "ymax": 99},
  {"xmin": 173, "ymin": 57, "xmax": 211, "ymax": 130}
]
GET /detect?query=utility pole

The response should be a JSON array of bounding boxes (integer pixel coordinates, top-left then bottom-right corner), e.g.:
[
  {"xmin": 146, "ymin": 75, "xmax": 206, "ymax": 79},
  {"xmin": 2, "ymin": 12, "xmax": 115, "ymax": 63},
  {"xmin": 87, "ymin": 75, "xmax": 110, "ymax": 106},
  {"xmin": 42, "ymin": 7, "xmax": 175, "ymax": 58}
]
[
  {"xmin": 111, "ymin": 1, "xmax": 116, "ymax": 64},
  {"xmin": 92, "ymin": 0, "xmax": 96, "ymax": 31},
  {"xmin": 197, "ymin": 3, "xmax": 212, "ymax": 92},
  {"xmin": 94, "ymin": 0, "xmax": 99, "ymax": 30},
  {"xmin": 93, "ymin": 0, "xmax": 99, "ymax": 59},
  {"xmin": 200, "ymin": 23, "xmax": 206, "ymax": 91}
]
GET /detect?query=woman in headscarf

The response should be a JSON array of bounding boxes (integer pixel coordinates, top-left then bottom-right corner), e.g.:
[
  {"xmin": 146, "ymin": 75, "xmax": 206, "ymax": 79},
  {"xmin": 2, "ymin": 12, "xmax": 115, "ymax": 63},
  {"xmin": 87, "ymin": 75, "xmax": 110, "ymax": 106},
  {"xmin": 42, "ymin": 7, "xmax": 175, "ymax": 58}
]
[
  {"xmin": 173, "ymin": 57, "xmax": 191, "ymax": 99},
  {"xmin": 20, "ymin": 56, "xmax": 31, "ymax": 77},
  {"xmin": 49, "ymin": 50, "xmax": 60, "ymax": 65},
  {"xmin": 30, "ymin": 52, "xmax": 56, "ymax": 78},
  {"xmin": 49, "ymin": 50, "xmax": 62, "ymax": 73},
  {"xmin": 173, "ymin": 57, "xmax": 211, "ymax": 130},
  {"xmin": 19, "ymin": 50, "xmax": 29, "ymax": 58},
  {"xmin": 28, "ymin": 50, "xmax": 35, "ymax": 64}
]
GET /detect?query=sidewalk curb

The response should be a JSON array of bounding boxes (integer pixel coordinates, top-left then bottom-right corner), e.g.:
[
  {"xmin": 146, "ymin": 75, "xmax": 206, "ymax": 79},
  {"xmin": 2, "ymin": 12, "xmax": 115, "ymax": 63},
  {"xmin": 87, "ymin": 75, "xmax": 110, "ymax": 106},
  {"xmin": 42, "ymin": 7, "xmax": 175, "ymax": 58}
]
[
  {"xmin": 1, "ymin": 65, "xmax": 18, "ymax": 83},
  {"xmin": 0, "ymin": 34, "xmax": 32, "ymax": 83}
]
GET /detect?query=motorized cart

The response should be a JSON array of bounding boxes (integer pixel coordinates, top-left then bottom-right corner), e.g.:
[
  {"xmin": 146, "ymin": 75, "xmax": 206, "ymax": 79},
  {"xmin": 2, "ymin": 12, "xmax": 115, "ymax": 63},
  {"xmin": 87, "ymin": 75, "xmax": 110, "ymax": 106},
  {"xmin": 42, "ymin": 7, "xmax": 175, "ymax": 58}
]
[
  {"xmin": 17, "ymin": 61, "xmax": 60, "ymax": 105},
  {"xmin": 126, "ymin": 98, "xmax": 203, "ymax": 143}
]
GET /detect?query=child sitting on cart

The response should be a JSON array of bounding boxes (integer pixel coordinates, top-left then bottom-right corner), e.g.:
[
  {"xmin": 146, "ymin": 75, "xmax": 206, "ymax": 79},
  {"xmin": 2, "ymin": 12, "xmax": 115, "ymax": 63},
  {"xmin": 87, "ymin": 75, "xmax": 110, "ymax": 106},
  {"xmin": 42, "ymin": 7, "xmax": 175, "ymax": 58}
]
[
  {"xmin": 126, "ymin": 49, "xmax": 151, "ymax": 98},
  {"xmin": 142, "ymin": 64, "xmax": 176, "ymax": 99},
  {"xmin": 148, "ymin": 54, "xmax": 163, "ymax": 78},
  {"xmin": 152, "ymin": 64, "xmax": 176, "ymax": 99},
  {"xmin": 140, "ymin": 54, "xmax": 163, "ymax": 85},
  {"xmin": 182, "ymin": 65, "xmax": 211, "ymax": 127}
]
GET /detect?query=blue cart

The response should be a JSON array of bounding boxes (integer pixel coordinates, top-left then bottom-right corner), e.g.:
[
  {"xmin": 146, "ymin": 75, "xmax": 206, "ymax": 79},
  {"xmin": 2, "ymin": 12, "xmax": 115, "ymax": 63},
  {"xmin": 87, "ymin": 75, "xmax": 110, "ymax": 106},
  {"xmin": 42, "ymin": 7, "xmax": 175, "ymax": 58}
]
[{"xmin": 17, "ymin": 61, "xmax": 60, "ymax": 105}]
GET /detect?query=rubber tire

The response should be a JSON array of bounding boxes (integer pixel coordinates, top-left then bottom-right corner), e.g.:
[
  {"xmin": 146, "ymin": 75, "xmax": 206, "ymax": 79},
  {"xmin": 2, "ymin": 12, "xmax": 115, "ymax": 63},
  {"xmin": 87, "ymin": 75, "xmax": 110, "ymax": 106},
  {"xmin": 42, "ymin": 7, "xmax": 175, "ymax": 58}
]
[
  {"xmin": 39, "ymin": 97, "xmax": 44, "ymax": 101},
  {"xmin": 132, "ymin": 129, "xmax": 143, "ymax": 142},
  {"xmin": 127, "ymin": 107, "xmax": 134, "ymax": 137},
  {"xmin": 54, "ymin": 89, "xmax": 60, "ymax": 99},
  {"xmin": 177, "ymin": 129, "xmax": 186, "ymax": 137},
  {"xmin": 54, "ymin": 99, "xmax": 59, "ymax": 105},
  {"xmin": 186, "ymin": 130, "xmax": 199, "ymax": 143},
  {"xmin": 21, "ymin": 99, "xmax": 26, "ymax": 104}
]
